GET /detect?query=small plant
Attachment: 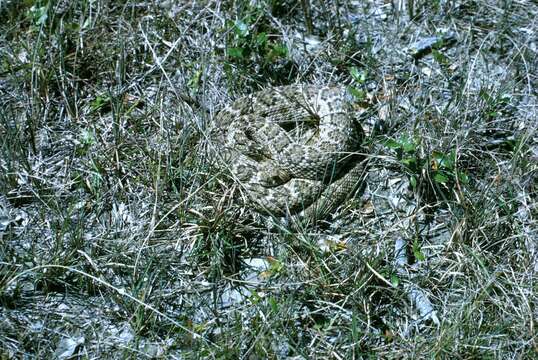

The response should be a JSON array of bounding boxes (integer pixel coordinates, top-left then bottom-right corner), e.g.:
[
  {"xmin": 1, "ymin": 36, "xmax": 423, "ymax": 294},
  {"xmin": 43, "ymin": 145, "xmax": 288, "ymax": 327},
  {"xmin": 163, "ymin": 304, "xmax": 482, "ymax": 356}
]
[
  {"xmin": 225, "ymin": 18, "xmax": 288, "ymax": 65},
  {"xmin": 348, "ymin": 66, "xmax": 368, "ymax": 101},
  {"xmin": 479, "ymin": 88, "xmax": 514, "ymax": 123},
  {"xmin": 221, "ymin": 5, "xmax": 295, "ymax": 88},
  {"xmin": 412, "ymin": 237, "xmax": 426, "ymax": 261},
  {"xmin": 385, "ymin": 135, "xmax": 421, "ymax": 188},
  {"xmin": 260, "ymin": 256, "xmax": 285, "ymax": 279},
  {"xmin": 27, "ymin": 4, "xmax": 49, "ymax": 27},
  {"xmin": 385, "ymin": 135, "xmax": 469, "ymax": 198},
  {"xmin": 89, "ymin": 94, "xmax": 112, "ymax": 113},
  {"xmin": 430, "ymin": 149, "xmax": 469, "ymax": 186}
]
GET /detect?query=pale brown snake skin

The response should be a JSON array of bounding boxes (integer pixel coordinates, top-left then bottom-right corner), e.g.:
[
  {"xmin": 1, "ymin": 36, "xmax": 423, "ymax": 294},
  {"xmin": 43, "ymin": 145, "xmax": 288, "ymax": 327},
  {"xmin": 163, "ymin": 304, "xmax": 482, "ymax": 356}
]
[{"xmin": 211, "ymin": 85, "xmax": 369, "ymax": 218}]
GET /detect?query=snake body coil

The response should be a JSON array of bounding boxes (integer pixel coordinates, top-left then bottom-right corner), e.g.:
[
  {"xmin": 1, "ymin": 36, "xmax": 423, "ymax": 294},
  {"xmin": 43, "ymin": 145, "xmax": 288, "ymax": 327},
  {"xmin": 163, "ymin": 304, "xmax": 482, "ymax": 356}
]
[{"xmin": 211, "ymin": 85, "xmax": 368, "ymax": 217}]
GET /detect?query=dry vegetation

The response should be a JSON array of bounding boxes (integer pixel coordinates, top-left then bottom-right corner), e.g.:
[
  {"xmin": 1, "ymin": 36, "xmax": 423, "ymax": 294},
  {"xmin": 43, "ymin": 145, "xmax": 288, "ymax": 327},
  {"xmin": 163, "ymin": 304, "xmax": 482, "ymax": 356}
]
[{"xmin": 1, "ymin": 0, "xmax": 537, "ymax": 358}]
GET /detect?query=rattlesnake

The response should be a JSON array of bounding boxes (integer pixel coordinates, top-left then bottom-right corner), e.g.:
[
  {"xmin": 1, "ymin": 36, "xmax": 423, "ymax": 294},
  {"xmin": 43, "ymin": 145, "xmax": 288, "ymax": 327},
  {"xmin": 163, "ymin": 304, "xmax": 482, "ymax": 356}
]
[{"xmin": 210, "ymin": 85, "xmax": 370, "ymax": 218}]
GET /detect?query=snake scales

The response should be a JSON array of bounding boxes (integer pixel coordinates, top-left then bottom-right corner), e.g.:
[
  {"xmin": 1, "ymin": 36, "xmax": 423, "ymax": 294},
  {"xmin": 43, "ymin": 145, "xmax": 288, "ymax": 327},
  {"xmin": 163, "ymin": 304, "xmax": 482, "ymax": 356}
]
[{"xmin": 210, "ymin": 85, "xmax": 369, "ymax": 218}]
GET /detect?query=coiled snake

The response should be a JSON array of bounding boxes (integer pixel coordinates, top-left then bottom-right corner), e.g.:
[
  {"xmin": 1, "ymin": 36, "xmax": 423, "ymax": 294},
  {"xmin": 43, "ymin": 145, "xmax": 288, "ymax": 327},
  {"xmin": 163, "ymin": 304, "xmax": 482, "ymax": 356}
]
[{"xmin": 210, "ymin": 85, "xmax": 369, "ymax": 218}]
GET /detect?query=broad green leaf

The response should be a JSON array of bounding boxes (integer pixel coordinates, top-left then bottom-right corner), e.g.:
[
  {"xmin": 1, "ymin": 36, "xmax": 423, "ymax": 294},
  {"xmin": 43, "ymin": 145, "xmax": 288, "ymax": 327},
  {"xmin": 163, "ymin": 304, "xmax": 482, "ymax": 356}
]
[
  {"xmin": 401, "ymin": 136, "xmax": 416, "ymax": 153},
  {"xmin": 349, "ymin": 67, "xmax": 367, "ymax": 83},
  {"xmin": 90, "ymin": 95, "xmax": 110, "ymax": 112},
  {"xmin": 267, "ymin": 43, "xmax": 287, "ymax": 61},
  {"xmin": 449, "ymin": 149, "xmax": 457, "ymax": 165},
  {"xmin": 82, "ymin": 17, "xmax": 91, "ymax": 29},
  {"xmin": 227, "ymin": 47, "xmax": 244, "ymax": 59},
  {"xmin": 269, "ymin": 296, "xmax": 279, "ymax": 312},
  {"xmin": 384, "ymin": 138, "xmax": 401, "ymax": 150},
  {"xmin": 80, "ymin": 129, "xmax": 95, "ymax": 146},
  {"xmin": 401, "ymin": 157, "xmax": 417, "ymax": 168},
  {"xmin": 479, "ymin": 88, "xmax": 493, "ymax": 102},
  {"xmin": 347, "ymin": 86, "xmax": 365, "ymax": 101},
  {"xmin": 434, "ymin": 172, "xmax": 449, "ymax": 183},
  {"xmin": 249, "ymin": 291, "xmax": 262, "ymax": 304},
  {"xmin": 410, "ymin": 175, "xmax": 417, "ymax": 189}
]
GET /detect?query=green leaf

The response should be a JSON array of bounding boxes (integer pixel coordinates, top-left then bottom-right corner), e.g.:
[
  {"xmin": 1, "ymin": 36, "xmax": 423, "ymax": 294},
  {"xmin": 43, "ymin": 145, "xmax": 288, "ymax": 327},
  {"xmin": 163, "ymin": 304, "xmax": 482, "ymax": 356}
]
[
  {"xmin": 349, "ymin": 67, "xmax": 367, "ymax": 83},
  {"xmin": 272, "ymin": 43, "xmax": 288, "ymax": 56},
  {"xmin": 384, "ymin": 138, "xmax": 401, "ymax": 150},
  {"xmin": 449, "ymin": 148, "xmax": 457, "ymax": 165},
  {"xmin": 266, "ymin": 43, "xmax": 287, "ymax": 61},
  {"xmin": 401, "ymin": 136, "xmax": 416, "ymax": 153},
  {"xmin": 269, "ymin": 296, "xmax": 279, "ymax": 312},
  {"xmin": 432, "ymin": 49, "xmax": 449, "ymax": 65},
  {"xmin": 82, "ymin": 17, "xmax": 91, "ymax": 30},
  {"xmin": 90, "ymin": 95, "xmax": 110, "ymax": 112},
  {"xmin": 347, "ymin": 86, "xmax": 365, "ymax": 101},
  {"xmin": 391, "ymin": 274, "xmax": 400, "ymax": 287},
  {"xmin": 227, "ymin": 47, "xmax": 244, "ymax": 59},
  {"xmin": 248, "ymin": 291, "xmax": 262, "ymax": 304},
  {"xmin": 479, "ymin": 88, "xmax": 492, "ymax": 103},
  {"xmin": 401, "ymin": 157, "xmax": 417, "ymax": 168},
  {"xmin": 434, "ymin": 172, "xmax": 449, "ymax": 184},
  {"xmin": 457, "ymin": 171, "xmax": 470, "ymax": 184},
  {"xmin": 412, "ymin": 240, "xmax": 426, "ymax": 261},
  {"xmin": 269, "ymin": 259, "xmax": 283, "ymax": 274},
  {"xmin": 256, "ymin": 32, "xmax": 268, "ymax": 46},
  {"xmin": 410, "ymin": 175, "xmax": 417, "ymax": 189}
]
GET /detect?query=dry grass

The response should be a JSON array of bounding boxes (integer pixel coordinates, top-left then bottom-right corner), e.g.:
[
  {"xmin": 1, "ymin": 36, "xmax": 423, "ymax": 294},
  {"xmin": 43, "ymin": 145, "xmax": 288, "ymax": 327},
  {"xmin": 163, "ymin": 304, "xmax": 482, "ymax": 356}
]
[{"xmin": 1, "ymin": 0, "xmax": 537, "ymax": 358}]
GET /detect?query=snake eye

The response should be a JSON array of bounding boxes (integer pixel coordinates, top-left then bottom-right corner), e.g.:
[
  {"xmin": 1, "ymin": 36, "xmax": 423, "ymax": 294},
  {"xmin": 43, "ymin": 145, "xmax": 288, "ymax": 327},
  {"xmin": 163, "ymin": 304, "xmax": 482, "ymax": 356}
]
[{"xmin": 259, "ymin": 169, "xmax": 291, "ymax": 187}]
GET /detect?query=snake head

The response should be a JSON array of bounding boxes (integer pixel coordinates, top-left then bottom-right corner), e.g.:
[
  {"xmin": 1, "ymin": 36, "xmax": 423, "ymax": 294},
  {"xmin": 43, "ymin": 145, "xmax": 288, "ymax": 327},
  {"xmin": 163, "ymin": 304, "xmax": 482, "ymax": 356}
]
[{"xmin": 257, "ymin": 168, "xmax": 291, "ymax": 188}]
